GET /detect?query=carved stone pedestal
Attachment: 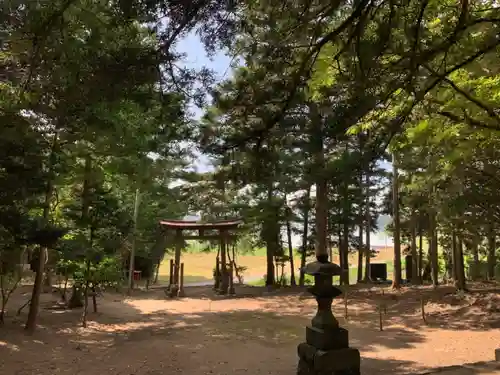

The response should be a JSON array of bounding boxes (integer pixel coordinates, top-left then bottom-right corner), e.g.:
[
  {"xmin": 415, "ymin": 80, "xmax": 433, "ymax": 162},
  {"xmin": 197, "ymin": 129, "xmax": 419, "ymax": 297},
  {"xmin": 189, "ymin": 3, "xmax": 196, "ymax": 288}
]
[
  {"xmin": 297, "ymin": 260, "xmax": 361, "ymax": 375},
  {"xmin": 297, "ymin": 336, "xmax": 360, "ymax": 375}
]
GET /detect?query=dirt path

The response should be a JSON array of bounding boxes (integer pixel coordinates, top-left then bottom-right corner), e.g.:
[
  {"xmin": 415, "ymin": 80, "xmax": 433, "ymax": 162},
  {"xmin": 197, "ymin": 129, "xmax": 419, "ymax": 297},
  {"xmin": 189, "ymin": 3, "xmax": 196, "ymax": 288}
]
[{"xmin": 1, "ymin": 285, "xmax": 499, "ymax": 375}]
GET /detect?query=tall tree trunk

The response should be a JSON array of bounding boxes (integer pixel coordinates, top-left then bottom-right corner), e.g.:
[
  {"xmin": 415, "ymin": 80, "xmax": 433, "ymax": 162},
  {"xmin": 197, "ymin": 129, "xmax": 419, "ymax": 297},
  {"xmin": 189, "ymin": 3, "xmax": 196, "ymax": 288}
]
[
  {"xmin": 357, "ymin": 223, "xmax": 363, "ymax": 283},
  {"xmin": 429, "ymin": 211, "xmax": 439, "ymax": 287},
  {"xmin": 82, "ymin": 227, "xmax": 96, "ymax": 324},
  {"xmin": 315, "ymin": 173, "xmax": 328, "ymax": 263},
  {"xmin": 340, "ymin": 221, "xmax": 349, "ymax": 285},
  {"xmin": 264, "ymin": 233, "xmax": 277, "ymax": 287},
  {"xmin": 285, "ymin": 203, "xmax": 296, "ymax": 286},
  {"xmin": 274, "ymin": 253, "xmax": 279, "ymax": 282},
  {"xmin": 471, "ymin": 239, "xmax": 480, "ymax": 280},
  {"xmin": 337, "ymin": 226, "xmax": 342, "ymax": 265},
  {"xmin": 444, "ymin": 245, "xmax": 453, "ymax": 282},
  {"xmin": 363, "ymin": 170, "xmax": 372, "ymax": 282},
  {"xmin": 25, "ymin": 247, "xmax": 46, "ymax": 333},
  {"xmin": 418, "ymin": 225, "xmax": 424, "ymax": 281},
  {"xmin": 311, "ymin": 103, "xmax": 328, "ymax": 262},
  {"xmin": 391, "ymin": 153, "xmax": 402, "ymax": 289},
  {"xmin": 357, "ymin": 132, "xmax": 364, "ymax": 283},
  {"xmin": 339, "ymin": 186, "xmax": 350, "ymax": 285},
  {"xmin": 299, "ymin": 186, "xmax": 311, "ymax": 286},
  {"xmin": 82, "ymin": 260, "xmax": 91, "ymax": 328},
  {"xmin": 25, "ymin": 138, "xmax": 58, "ymax": 334},
  {"xmin": 80, "ymin": 155, "xmax": 93, "ymax": 326},
  {"xmin": 265, "ymin": 184, "xmax": 276, "ymax": 286},
  {"xmin": 220, "ymin": 230, "xmax": 229, "ymax": 292},
  {"xmin": 91, "ymin": 286, "xmax": 98, "ymax": 312},
  {"xmin": 42, "ymin": 269, "xmax": 52, "ymax": 293},
  {"xmin": 329, "ymin": 237, "xmax": 333, "ymax": 262},
  {"xmin": 487, "ymin": 226, "xmax": 496, "ymax": 280},
  {"xmin": 339, "ymin": 140, "xmax": 350, "ymax": 285},
  {"xmin": 455, "ymin": 234, "xmax": 467, "ymax": 291},
  {"xmin": 153, "ymin": 260, "xmax": 160, "ymax": 284},
  {"xmin": 451, "ymin": 230, "xmax": 457, "ymax": 282},
  {"xmin": 128, "ymin": 188, "xmax": 141, "ymax": 294},
  {"xmin": 410, "ymin": 209, "xmax": 419, "ymax": 284}
]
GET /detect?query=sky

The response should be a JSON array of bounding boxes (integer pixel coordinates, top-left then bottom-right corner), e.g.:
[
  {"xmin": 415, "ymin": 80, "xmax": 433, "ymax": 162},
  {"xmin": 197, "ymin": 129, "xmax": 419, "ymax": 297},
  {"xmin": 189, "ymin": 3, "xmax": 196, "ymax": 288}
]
[
  {"xmin": 176, "ymin": 32, "xmax": 231, "ymax": 173},
  {"xmin": 176, "ymin": 32, "xmax": 393, "ymax": 247}
]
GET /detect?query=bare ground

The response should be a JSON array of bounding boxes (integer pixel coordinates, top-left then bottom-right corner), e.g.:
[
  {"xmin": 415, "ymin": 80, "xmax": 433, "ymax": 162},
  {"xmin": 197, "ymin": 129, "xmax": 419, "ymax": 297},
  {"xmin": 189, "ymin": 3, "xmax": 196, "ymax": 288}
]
[{"xmin": 1, "ymin": 283, "xmax": 499, "ymax": 375}]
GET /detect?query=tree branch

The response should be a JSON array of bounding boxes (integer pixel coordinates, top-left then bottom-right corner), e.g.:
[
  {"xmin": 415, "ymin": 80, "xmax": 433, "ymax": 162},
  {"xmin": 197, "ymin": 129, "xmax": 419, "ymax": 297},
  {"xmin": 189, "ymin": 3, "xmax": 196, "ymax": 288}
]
[
  {"xmin": 423, "ymin": 64, "xmax": 500, "ymax": 124},
  {"xmin": 438, "ymin": 110, "xmax": 500, "ymax": 131},
  {"xmin": 221, "ymin": 0, "xmax": 371, "ymax": 152},
  {"xmin": 23, "ymin": 0, "xmax": 78, "ymax": 91}
]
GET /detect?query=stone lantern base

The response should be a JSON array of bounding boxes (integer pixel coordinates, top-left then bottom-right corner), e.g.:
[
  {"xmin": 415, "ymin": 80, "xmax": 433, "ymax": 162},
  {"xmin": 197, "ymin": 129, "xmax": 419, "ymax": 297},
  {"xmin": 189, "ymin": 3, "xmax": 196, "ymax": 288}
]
[
  {"xmin": 297, "ymin": 260, "xmax": 361, "ymax": 375},
  {"xmin": 297, "ymin": 324, "xmax": 360, "ymax": 375},
  {"xmin": 297, "ymin": 340, "xmax": 360, "ymax": 375}
]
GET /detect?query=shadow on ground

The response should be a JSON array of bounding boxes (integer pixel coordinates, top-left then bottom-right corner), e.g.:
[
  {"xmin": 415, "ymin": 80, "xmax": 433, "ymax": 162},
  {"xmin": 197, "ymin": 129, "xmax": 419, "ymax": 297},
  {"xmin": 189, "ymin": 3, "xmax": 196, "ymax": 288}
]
[
  {"xmin": 126, "ymin": 282, "xmax": 500, "ymax": 333},
  {"xmin": 0, "ymin": 283, "xmax": 498, "ymax": 375},
  {"xmin": 0, "ymin": 302, "xmax": 429, "ymax": 375}
]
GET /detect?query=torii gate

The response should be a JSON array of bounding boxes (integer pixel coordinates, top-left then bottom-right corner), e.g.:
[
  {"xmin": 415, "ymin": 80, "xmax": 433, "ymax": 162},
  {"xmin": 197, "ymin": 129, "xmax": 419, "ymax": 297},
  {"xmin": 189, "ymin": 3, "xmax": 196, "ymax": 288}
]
[{"xmin": 159, "ymin": 218, "xmax": 243, "ymax": 296}]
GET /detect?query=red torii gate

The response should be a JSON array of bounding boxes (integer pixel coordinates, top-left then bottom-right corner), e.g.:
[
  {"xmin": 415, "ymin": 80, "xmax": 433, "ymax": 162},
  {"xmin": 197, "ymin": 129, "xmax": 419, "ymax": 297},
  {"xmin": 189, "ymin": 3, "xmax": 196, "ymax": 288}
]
[{"xmin": 159, "ymin": 218, "xmax": 243, "ymax": 296}]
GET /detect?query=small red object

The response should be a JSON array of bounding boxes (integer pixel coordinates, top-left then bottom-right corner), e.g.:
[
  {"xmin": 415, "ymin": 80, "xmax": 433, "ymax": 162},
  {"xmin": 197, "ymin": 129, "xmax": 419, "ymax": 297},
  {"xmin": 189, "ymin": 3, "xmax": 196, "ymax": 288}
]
[{"xmin": 133, "ymin": 270, "xmax": 142, "ymax": 281}]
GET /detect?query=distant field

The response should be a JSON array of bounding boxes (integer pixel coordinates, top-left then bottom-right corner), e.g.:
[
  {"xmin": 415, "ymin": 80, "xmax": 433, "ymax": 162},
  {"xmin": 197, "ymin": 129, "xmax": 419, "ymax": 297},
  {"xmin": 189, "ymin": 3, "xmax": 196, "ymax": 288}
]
[
  {"xmin": 157, "ymin": 244, "xmax": 399, "ymax": 285},
  {"xmin": 157, "ymin": 251, "xmax": 270, "ymax": 284}
]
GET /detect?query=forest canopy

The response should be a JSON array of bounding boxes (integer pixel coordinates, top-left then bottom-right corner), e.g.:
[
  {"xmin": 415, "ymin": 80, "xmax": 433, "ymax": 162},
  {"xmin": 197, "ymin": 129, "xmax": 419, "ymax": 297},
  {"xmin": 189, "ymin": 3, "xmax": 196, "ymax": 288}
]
[{"xmin": 0, "ymin": 0, "xmax": 499, "ymax": 330}]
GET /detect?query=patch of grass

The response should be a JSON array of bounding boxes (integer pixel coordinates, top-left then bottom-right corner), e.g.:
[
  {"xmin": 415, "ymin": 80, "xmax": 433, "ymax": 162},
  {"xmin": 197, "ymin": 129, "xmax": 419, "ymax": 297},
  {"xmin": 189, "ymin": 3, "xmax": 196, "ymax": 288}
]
[
  {"xmin": 248, "ymin": 267, "xmax": 362, "ymax": 286},
  {"xmin": 248, "ymin": 274, "xmax": 313, "ymax": 287},
  {"xmin": 158, "ymin": 251, "xmax": 272, "ymax": 284},
  {"xmin": 157, "ymin": 246, "xmax": 404, "ymax": 286},
  {"xmin": 156, "ymin": 274, "xmax": 212, "ymax": 284}
]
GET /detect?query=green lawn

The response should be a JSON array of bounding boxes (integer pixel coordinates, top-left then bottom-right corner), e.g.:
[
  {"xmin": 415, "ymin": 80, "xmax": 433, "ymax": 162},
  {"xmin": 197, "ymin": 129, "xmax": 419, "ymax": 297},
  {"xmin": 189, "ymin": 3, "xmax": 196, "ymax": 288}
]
[
  {"xmin": 159, "ymin": 242, "xmax": 403, "ymax": 286},
  {"xmin": 247, "ymin": 263, "xmax": 402, "ymax": 286},
  {"xmin": 159, "ymin": 241, "xmax": 496, "ymax": 286},
  {"xmin": 247, "ymin": 273, "xmax": 355, "ymax": 286}
]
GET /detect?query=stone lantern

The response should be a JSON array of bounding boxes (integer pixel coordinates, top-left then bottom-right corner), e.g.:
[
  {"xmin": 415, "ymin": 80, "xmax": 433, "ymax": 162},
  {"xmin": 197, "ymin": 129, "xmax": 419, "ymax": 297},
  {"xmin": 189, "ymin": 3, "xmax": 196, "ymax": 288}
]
[{"xmin": 297, "ymin": 260, "xmax": 360, "ymax": 375}]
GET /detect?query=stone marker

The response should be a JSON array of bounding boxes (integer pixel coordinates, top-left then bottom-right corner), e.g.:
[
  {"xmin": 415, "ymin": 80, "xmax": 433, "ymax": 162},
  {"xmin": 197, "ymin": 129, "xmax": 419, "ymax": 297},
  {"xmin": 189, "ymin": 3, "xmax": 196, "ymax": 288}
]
[{"xmin": 297, "ymin": 259, "xmax": 360, "ymax": 375}]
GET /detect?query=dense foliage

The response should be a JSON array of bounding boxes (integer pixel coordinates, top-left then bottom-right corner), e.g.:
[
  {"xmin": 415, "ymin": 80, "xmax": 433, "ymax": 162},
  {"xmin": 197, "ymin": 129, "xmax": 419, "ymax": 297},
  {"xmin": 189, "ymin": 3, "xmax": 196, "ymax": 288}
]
[{"xmin": 1, "ymin": 0, "xmax": 499, "ymax": 331}]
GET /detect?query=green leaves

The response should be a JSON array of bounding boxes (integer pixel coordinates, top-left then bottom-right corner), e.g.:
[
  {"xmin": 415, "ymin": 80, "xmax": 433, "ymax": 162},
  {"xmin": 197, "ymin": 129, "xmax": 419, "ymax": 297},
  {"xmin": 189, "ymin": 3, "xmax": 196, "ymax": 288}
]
[
  {"xmin": 0, "ymin": 0, "xmax": 203, "ymax": 289},
  {"xmin": 308, "ymin": 44, "xmax": 339, "ymax": 99}
]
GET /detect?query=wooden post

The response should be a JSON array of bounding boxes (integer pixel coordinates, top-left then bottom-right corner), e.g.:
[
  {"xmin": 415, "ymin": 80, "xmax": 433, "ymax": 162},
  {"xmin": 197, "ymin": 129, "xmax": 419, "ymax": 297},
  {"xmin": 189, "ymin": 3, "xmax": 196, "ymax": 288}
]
[
  {"xmin": 177, "ymin": 263, "xmax": 185, "ymax": 297},
  {"xmin": 172, "ymin": 229, "xmax": 182, "ymax": 296},
  {"xmin": 228, "ymin": 262, "xmax": 235, "ymax": 295},
  {"xmin": 382, "ymin": 289, "xmax": 387, "ymax": 314},
  {"xmin": 219, "ymin": 230, "xmax": 228, "ymax": 294},
  {"xmin": 168, "ymin": 259, "xmax": 174, "ymax": 289},
  {"xmin": 421, "ymin": 295, "xmax": 427, "ymax": 324},
  {"xmin": 214, "ymin": 257, "xmax": 220, "ymax": 290},
  {"xmin": 378, "ymin": 303, "xmax": 384, "ymax": 331},
  {"xmin": 344, "ymin": 287, "xmax": 348, "ymax": 320}
]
